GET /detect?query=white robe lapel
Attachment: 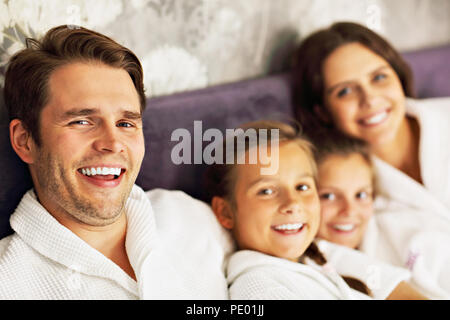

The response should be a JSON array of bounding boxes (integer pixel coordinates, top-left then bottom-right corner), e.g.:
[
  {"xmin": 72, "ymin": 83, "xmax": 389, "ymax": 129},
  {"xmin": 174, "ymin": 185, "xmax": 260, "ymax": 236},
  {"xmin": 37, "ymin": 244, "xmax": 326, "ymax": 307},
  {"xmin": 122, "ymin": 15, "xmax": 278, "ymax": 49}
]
[
  {"xmin": 373, "ymin": 98, "xmax": 450, "ymax": 221},
  {"xmin": 10, "ymin": 189, "xmax": 138, "ymax": 296}
]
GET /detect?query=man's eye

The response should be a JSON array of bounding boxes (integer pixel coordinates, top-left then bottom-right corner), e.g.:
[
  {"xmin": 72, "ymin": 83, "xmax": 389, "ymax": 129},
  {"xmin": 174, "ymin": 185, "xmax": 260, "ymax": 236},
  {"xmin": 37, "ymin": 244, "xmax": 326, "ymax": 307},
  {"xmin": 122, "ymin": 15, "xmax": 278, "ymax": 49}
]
[
  {"xmin": 117, "ymin": 122, "xmax": 134, "ymax": 128},
  {"xmin": 69, "ymin": 120, "xmax": 90, "ymax": 126},
  {"xmin": 320, "ymin": 193, "xmax": 336, "ymax": 201},
  {"xmin": 297, "ymin": 184, "xmax": 310, "ymax": 192}
]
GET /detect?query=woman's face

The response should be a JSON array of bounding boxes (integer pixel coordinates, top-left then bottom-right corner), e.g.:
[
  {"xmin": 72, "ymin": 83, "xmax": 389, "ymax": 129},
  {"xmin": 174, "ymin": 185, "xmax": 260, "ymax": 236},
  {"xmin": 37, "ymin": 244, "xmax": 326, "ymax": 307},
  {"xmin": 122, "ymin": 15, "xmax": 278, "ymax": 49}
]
[
  {"xmin": 230, "ymin": 141, "xmax": 320, "ymax": 262},
  {"xmin": 316, "ymin": 153, "xmax": 374, "ymax": 249},
  {"xmin": 322, "ymin": 42, "xmax": 406, "ymax": 147}
]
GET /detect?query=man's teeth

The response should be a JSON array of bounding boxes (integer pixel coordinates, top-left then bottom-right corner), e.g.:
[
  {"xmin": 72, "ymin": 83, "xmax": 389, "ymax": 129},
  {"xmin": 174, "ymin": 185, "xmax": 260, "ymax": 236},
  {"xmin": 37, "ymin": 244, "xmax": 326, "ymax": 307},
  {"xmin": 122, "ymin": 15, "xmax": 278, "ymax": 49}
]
[
  {"xmin": 363, "ymin": 111, "xmax": 388, "ymax": 125},
  {"xmin": 274, "ymin": 223, "xmax": 304, "ymax": 231},
  {"xmin": 81, "ymin": 167, "xmax": 121, "ymax": 176},
  {"xmin": 332, "ymin": 224, "xmax": 355, "ymax": 232}
]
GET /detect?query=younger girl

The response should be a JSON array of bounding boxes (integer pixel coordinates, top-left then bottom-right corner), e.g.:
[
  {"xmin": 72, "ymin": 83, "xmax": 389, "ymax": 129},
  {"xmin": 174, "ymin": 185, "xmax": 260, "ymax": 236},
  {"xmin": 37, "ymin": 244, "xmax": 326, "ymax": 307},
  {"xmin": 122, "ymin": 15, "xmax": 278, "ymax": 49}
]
[
  {"xmin": 313, "ymin": 132, "xmax": 374, "ymax": 250},
  {"xmin": 205, "ymin": 120, "xmax": 416, "ymax": 299},
  {"xmin": 310, "ymin": 131, "xmax": 427, "ymax": 299}
]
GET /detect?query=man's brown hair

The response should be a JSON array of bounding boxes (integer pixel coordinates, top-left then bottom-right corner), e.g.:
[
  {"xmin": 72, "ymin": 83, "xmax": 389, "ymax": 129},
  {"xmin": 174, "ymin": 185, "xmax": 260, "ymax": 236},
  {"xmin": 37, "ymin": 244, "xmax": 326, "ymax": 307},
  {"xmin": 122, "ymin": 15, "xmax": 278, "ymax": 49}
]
[{"xmin": 4, "ymin": 25, "xmax": 146, "ymax": 146}]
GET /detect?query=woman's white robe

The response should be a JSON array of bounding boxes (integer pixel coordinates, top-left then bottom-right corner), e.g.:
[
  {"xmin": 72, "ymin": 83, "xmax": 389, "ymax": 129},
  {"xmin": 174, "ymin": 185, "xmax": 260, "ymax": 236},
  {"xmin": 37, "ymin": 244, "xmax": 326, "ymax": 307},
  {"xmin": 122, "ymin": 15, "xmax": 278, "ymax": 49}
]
[{"xmin": 360, "ymin": 97, "xmax": 450, "ymax": 299}]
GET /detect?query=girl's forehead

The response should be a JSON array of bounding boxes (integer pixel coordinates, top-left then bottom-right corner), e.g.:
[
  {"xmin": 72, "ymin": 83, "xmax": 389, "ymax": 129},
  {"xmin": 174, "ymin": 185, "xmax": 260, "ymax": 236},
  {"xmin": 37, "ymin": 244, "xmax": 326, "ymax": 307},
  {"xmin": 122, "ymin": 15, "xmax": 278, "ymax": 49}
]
[
  {"xmin": 234, "ymin": 141, "xmax": 315, "ymax": 182},
  {"xmin": 318, "ymin": 153, "xmax": 373, "ymax": 184}
]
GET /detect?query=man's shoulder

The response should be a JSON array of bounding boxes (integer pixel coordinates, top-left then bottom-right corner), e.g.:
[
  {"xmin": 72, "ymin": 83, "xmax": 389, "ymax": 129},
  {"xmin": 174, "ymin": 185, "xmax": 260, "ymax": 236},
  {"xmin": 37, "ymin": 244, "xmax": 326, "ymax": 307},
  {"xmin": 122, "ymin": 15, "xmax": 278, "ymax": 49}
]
[
  {"xmin": 0, "ymin": 233, "xmax": 36, "ymax": 299},
  {"xmin": 145, "ymin": 188, "xmax": 217, "ymax": 229},
  {"xmin": 144, "ymin": 189, "xmax": 232, "ymax": 299},
  {"xmin": 0, "ymin": 233, "xmax": 35, "ymax": 267},
  {"xmin": 0, "ymin": 235, "xmax": 14, "ymax": 257},
  {"xmin": 145, "ymin": 188, "xmax": 234, "ymax": 253},
  {"xmin": 145, "ymin": 188, "xmax": 206, "ymax": 210}
]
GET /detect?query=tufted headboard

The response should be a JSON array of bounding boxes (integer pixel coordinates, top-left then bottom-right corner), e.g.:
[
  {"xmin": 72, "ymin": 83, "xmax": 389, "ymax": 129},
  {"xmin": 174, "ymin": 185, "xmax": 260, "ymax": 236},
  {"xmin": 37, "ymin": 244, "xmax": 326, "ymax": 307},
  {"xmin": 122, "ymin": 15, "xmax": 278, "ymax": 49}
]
[{"xmin": 1, "ymin": 44, "xmax": 449, "ymax": 239}]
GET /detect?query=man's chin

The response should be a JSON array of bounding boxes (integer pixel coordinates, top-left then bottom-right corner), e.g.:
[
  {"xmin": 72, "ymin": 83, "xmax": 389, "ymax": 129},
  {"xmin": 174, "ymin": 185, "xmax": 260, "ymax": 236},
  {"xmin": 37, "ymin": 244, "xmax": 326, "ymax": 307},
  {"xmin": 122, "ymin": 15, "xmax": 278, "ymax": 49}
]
[
  {"xmin": 75, "ymin": 205, "xmax": 125, "ymax": 227},
  {"xmin": 68, "ymin": 193, "xmax": 129, "ymax": 226}
]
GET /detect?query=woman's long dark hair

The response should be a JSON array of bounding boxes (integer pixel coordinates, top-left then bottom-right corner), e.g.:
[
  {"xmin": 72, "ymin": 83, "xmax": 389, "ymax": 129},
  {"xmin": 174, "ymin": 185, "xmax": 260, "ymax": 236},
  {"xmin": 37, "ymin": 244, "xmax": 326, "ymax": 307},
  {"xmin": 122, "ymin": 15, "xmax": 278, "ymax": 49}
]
[
  {"xmin": 291, "ymin": 22, "xmax": 415, "ymax": 137},
  {"xmin": 204, "ymin": 120, "xmax": 370, "ymax": 296}
]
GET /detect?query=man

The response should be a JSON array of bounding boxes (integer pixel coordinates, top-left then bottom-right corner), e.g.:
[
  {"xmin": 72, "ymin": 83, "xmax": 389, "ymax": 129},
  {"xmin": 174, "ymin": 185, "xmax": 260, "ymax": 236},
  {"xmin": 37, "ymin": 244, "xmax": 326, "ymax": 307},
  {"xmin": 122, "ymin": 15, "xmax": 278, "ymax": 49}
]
[{"xmin": 0, "ymin": 25, "xmax": 229, "ymax": 299}]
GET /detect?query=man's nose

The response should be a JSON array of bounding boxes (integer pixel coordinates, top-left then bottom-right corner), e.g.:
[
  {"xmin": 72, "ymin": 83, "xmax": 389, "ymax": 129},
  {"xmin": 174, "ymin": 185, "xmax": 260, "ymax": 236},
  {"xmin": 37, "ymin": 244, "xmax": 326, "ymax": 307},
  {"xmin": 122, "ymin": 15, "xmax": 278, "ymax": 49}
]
[{"xmin": 92, "ymin": 125, "xmax": 125, "ymax": 153}]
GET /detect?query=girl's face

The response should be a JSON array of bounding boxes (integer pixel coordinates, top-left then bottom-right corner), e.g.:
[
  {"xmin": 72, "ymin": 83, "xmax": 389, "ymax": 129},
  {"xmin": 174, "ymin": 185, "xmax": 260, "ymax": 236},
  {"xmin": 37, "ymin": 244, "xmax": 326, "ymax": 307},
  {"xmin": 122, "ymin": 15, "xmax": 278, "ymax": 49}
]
[
  {"xmin": 229, "ymin": 141, "xmax": 320, "ymax": 262},
  {"xmin": 322, "ymin": 42, "xmax": 406, "ymax": 148},
  {"xmin": 316, "ymin": 153, "xmax": 374, "ymax": 249}
]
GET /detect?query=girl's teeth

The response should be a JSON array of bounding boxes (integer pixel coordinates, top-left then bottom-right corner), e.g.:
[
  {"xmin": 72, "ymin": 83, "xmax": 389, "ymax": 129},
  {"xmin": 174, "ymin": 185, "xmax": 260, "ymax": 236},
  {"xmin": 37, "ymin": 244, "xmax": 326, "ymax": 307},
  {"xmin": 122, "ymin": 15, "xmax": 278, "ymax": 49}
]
[
  {"xmin": 363, "ymin": 111, "xmax": 387, "ymax": 125},
  {"xmin": 332, "ymin": 224, "xmax": 355, "ymax": 232},
  {"xmin": 81, "ymin": 167, "xmax": 121, "ymax": 176},
  {"xmin": 274, "ymin": 223, "xmax": 304, "ymax": 231}
]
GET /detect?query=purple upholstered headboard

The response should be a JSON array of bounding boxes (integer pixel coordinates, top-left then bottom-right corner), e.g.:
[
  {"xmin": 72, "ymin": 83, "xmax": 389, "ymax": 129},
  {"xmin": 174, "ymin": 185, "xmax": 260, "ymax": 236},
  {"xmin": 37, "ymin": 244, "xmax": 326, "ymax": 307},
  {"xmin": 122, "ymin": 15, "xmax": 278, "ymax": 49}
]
[
  {"xmin": 402, "ymin": 44, "xmax": 450, "ymax": 98},
  {"xmin": 1, "ymin": 44, "xmax": 449, "ymax": 239}
]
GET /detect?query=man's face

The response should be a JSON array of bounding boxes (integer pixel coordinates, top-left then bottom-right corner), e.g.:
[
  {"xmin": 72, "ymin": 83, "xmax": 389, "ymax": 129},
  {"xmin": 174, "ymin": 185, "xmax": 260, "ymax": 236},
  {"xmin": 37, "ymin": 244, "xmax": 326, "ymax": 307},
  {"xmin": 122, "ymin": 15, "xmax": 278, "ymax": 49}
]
[{"xmin": 29, "ymin": 62, "xmax": 145, "ymax": 226}]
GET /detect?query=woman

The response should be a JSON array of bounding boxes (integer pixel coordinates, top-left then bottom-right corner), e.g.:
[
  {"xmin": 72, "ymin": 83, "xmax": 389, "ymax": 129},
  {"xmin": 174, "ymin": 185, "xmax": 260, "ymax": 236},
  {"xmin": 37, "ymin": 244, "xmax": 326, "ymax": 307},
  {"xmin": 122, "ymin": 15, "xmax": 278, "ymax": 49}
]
[{"xmin": 292, "ymin": 22, "xmax": 450, "ymax": 299}]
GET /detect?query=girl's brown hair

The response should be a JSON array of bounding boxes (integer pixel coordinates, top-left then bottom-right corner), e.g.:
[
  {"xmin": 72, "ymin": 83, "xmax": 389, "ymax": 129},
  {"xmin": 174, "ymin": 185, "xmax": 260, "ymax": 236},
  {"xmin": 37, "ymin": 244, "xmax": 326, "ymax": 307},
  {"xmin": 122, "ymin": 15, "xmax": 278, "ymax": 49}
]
[
  {"xmin": 4, "ymin": 25, "xmax": 146, "ymax": 147},
  {"xmin": 291, "ymin": 21, "xmax": 415, "ymax": 136},
  {"xmin": 204, "ymin": 119, "xmax": 316, "ymax": 207},
  {"xmin": 308, "ymin": 127, "xmax": 371, "ymax": 167},
  {"xmin": 204, "ymin": 120, "xmax": 370, "ymax": 296}
]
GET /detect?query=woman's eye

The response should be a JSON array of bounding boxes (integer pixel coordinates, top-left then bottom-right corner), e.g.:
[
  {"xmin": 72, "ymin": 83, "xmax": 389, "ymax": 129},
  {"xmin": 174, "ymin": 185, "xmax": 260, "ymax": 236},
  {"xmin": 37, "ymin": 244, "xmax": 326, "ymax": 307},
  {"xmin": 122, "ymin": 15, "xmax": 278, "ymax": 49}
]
[
  {"xmin": 297, "ymin": 184, "xmax": 310, "ymax": 192},
  {"xmin": 373, "ymin": 73, "xmax": 387, "ymax": 82},
  {"xmin": 337, "ymin": 87, "xmax": 352, "ymax": 97},
  {"xmin": 258, "ymin": 188, "xmax": 274, "ymax": 196},
  {"xmin": 320, "ymin": 193, "xmax": 336, "ymax": 201}
]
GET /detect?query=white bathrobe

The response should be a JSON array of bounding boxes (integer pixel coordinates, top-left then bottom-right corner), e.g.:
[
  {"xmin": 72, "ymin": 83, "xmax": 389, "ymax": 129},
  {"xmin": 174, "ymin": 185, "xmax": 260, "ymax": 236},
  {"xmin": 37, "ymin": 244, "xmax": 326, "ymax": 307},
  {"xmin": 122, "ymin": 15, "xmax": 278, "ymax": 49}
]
[
  {"xmin": 316, "ymin": 239, "xmax": 411, "ymax": 299},
  {"xmin": 0, "ymin": 185, "xmax": 230, "ymax": 299},
  {"xmin": 360, "ymin": 97, "xmax": 450, "ymax": 299},
  {"xmin": 226, "ymin": 249, "xmax": 372, "ymax": 300}
]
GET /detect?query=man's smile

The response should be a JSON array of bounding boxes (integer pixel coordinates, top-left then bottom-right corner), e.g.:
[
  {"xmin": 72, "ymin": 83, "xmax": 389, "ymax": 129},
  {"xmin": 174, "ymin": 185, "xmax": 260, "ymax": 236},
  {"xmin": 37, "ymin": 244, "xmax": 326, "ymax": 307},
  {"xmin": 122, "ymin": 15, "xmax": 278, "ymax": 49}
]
[{"xmin": 77, "ymin": 165, "xmax": 126, "ymax": 187}]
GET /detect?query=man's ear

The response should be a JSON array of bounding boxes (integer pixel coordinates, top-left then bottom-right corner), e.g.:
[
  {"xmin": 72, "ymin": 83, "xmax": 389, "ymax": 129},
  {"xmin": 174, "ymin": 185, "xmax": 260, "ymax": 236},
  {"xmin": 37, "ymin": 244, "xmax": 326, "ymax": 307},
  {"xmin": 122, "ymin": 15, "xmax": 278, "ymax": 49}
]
[
  {"xmin": 211, "ymin": 196, "xmax": 234, "ymax": 230},
  {"xmin": 313, "ymin": 104, "xmax": 331, "ymax": 124},
  {"xmin": 9, "ymin": 119, "xmax": 36, "ymax": 164}
]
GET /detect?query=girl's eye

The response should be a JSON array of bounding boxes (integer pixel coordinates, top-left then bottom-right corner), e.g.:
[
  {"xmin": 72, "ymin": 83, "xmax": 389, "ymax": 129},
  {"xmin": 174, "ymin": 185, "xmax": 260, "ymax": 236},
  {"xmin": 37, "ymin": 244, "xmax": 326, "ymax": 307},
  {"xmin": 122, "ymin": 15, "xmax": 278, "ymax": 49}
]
[
  {"xmin": 356, "ymin": 191, "xmax": 371, "ymax": 200},
  {"xmin": 258, "ymin": 188, "xmax": 274, "ymax": 196},
  {"xmin": 337, "ymin": 87, "xmax": 352, "ymax": 98},
  {"xmin": 373, "ymin": 73, "xmax": 387, "ymax": 82},
  {"xmin": 320, "ymin": 193, "xmax": 336, "ymax": 201},
  {"xmin": 297, "ymin": 184, "xmax": 310, "ymax": 192}
]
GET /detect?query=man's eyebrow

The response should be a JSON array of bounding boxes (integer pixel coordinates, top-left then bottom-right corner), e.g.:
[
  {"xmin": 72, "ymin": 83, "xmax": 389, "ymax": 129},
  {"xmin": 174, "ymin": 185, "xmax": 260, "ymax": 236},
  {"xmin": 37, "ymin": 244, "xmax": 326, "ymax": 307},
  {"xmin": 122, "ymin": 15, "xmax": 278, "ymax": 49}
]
[
  {"xmin": 60, "ymin": 108, "xmax": 99, "ymax": 120},
  {"xmin": 59, "ymin": 108, "xmax": 142, "ymax": 120},
  {"xmin": 122, "ymin": 110, "xmax": 142, "ymax": 120}
]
